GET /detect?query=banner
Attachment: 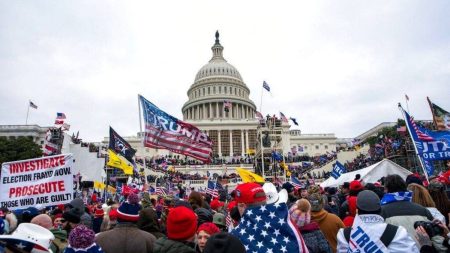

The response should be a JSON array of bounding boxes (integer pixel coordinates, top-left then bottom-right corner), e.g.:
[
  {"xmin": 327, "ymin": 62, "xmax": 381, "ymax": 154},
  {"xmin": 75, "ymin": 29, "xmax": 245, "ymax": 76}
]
[
  {"xmin": 0, "ymin": 154, "xmax": 74, "ymax": 210},
  {"xmin": 139, "ymin": 95, "xmax": 212, "ymax": 163},
  {"xmin": 109, "ymin": 127, "xmax": 136, "ymax": 163}
]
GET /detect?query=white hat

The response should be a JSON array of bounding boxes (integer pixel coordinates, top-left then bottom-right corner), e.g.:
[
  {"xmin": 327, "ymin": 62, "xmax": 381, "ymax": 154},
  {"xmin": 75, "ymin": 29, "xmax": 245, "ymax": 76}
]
[
  {"xmin": 263, "ymin": 183, "xmax": 289, "ymax": 204},
  {"xmin": 0, "ymin": 223, "xmax": 54, "ymax": 253}
]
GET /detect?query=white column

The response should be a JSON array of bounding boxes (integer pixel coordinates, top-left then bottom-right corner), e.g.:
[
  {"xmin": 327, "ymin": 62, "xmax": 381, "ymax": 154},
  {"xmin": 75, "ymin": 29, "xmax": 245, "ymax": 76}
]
[
  {"xmin": 245, "ymin": 130, "xmax": 249, "ymax": 150},
  {"xmin": 229, "ymin": 130, "xmax": 233, "ymax": 156},
  {"xmin": 209, "ymin": 103, "xmax": 212, "ymax": 119},
  {"xmin": 218, "ymin": 130, "xmax": 222, "ymax": 156},
  {"xmin": 203, "ymin": 104, "xmax": 206, "ymax": 119},
  {"xmin": 216, "ymin": 102, "xmax": 219, "ymax": 118},
  {"xmin": 241, "ymin": 130, "xmax": 245, "ymax": 156}
]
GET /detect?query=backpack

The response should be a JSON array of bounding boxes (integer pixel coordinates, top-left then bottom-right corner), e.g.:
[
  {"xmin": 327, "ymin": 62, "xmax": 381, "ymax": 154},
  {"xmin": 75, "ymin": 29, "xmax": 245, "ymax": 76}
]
[{"xmin": 343, "ymin": 224, "xmax": 398, "ymax": 248}]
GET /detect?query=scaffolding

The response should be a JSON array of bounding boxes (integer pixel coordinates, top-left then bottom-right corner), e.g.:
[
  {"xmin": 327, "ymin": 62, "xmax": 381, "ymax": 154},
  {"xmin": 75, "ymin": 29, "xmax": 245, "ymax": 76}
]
[{"xmin": 254, "ymin": 117, "xmax": 287, "ymax": 182}]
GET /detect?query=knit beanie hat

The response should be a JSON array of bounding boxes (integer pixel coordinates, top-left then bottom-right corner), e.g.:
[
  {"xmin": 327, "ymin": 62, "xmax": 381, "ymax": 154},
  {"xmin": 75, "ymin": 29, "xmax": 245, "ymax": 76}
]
[
  {"xmin": 167, "ymin": 206, "xmax": 198, "ymax": 241},
  {"xmin": 235, "ymin": 183, "xmax": 266, "ymax": 204},
  {"xmin": 197, "ymin": 222, "xmax": 220, "ymax": 235},
  {"xmin": 117, "ymin": 193, "xmax": 141, "ymax": 222},
  {"xmin": 195, "ymin": 208, "xmax": 213, "ymax": 226},
  {"xmin": 67, "ymin": 225, "xmax": 104, "ymax": 253},
  {"xmin": 31, "ymin": 214, "xmax": 53, "ymax": 229},
  {"xmin": 289, "ymin": 199, "xmax": 311, "ymax": 228},
  {"xmin": 203, "ymin": 232, "xmax": 246, "ymax": 253},
  {"xmin": 63, "ymin": 209, "xmax": 81, "ymax": 224}
]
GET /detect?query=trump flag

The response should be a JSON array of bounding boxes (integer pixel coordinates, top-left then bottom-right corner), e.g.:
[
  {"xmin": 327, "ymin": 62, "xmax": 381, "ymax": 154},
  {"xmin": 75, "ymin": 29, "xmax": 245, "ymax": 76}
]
[{"xmin": 139, "ymin": 95, "xmax": 213, "ymax": 163}]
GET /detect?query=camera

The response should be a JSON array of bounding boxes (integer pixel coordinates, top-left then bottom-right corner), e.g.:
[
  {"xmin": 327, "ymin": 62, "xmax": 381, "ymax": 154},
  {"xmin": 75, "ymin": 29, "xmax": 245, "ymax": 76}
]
[{"xmin": 414, "ymin": 221, "xmax": 443, "ymax": 237}]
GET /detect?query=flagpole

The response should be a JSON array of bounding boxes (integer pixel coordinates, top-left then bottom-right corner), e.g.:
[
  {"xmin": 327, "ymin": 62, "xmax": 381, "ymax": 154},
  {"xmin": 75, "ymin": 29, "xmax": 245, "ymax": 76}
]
[
  {"xmin": 259, "ymin": 85, "xmax": 263, "ymax": 114},
  {"xmin": 137, "ymin": 95, "xmax": 147, "ymax": 174},
  {"xmin": 25, "ymin": 100, "xmax": 30, "ymax": 125},
  {"xmin": 260, "ymin": 133, "xmax": 265, "ymax": 179},
  {"xmin": 398, "ymin": 103, "xmax": 429, "ymax": 182},
  {"xmin": 405, "ymin": 96, "xmax": 410, "ymax": 114}
]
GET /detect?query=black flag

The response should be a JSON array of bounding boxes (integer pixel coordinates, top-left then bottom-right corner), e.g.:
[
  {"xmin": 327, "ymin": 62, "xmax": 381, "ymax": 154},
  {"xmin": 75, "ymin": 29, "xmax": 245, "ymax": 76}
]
[{"xmin": 109, "ymin": 127, "xmax": 136, "ymax": 163}]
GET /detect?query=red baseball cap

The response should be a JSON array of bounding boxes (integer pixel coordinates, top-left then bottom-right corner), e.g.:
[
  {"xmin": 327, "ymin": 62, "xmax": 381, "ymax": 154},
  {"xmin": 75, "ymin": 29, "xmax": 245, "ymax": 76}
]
[
  {"xmin": 349, "ymin": 180, "xmax": 363, "ymax": 191},
  {"xmin": 235, "ymin": 183, "xmax": 266, "ymax": 204}
]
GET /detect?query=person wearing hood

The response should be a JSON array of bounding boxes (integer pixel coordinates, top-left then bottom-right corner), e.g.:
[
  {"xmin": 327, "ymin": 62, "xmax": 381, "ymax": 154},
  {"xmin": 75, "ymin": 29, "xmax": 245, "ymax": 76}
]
[
  {"xmin": 309, "ymin": 190, "xmax": 345, "ymax": 253},
  {"xmin": 282, "ymin": 182, "xmax": 298, "ymax": 207},
  {"xmin": 70, "ymin": 198, "xmax": 92, "ymax": 229},
  {"xmin": 137, "ymin": 207, "xmax": 165, "ymax": 239},
  {"xmin": 195, "ymin": 208, "xmax": 213, "ymax": 227},
  {"xmin": 290, "ymin": 199, "xmax": 332, "ymax": 253}
]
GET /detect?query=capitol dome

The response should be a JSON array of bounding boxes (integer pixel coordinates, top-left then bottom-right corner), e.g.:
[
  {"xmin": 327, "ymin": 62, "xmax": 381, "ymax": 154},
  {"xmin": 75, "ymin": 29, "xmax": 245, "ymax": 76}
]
[{"xmin": 182, "ymin": 31, "xmax": 257, "ymax": 122}]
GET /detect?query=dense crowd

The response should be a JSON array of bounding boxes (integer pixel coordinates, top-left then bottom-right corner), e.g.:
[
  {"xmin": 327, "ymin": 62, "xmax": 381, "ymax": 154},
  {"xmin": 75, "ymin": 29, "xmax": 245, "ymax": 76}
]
[{"xmin": 3, "ymin": 167, "xmax": 450, "ymax": 253}]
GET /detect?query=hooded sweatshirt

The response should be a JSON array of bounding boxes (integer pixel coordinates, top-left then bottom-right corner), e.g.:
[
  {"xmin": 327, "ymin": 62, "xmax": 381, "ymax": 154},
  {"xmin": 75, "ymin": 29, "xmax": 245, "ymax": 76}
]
[
  {"xmin": 137, "ymin": 208, "xmax": 165, "ymax": 238},
  {"xmin": 311, "ymin": 209, "xmax": 345, "ymax": 253}
]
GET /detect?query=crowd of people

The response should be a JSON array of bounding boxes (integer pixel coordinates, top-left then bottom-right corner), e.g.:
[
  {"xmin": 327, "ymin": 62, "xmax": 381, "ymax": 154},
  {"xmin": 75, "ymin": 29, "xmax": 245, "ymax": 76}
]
[{"xmin": 2, "ymin": 170, "xmax": 450, "ymax": 253}]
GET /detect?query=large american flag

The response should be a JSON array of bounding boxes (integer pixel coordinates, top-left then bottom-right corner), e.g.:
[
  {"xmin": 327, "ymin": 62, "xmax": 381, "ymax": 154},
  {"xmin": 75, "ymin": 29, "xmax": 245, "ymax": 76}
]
[
  {"xmin": 290, "ymin": 175, "xmax": 305, "ymax": 190},
  {"xmin": 139, "ymin": 95, "xmax": 213, "ymax": 163},
  {"xmin": 231, "ymin": 202, "xmax": 308, "ymax": 253}
]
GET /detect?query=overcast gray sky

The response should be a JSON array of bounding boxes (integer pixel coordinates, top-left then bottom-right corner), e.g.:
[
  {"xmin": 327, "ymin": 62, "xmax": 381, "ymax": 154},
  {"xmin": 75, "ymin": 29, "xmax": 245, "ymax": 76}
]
[{"xmin": 1, "ymin": 1, "xmax": 449, "ymax": 142}]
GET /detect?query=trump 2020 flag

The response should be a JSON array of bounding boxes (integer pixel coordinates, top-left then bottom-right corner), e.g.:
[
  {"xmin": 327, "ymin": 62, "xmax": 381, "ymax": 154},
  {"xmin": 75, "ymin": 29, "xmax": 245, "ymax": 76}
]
[
  {"xmin": 231, "ymin": 202, "xmax": 308, "ymax": 253},
  {"xmin": 109, "ymin": 127, "xmax": 136, "ymax": 163},
  {"xmin": 331, "ymin": 161, "xmax": 347, "ymax": 179},
  {"xmin": 139, "ymin": 95, "xmax": 213, "ymax": 163}
]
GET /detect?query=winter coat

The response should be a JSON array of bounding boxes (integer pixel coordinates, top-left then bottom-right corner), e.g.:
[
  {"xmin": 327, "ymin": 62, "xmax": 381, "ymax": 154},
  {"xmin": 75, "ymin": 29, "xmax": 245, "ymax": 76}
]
[
  {"xmin": 311, "ymin": 209, "xmax": 345, "ymax": 253},
  {"xmin": 70, "ymin": 198, "xmax": 92, "ymax": 229},
  {"xmin": 336, "ymin": 214, "xmax": 419, "ymax": 253},
  {"xmin": 299, "ymin": 222, "xmax": 333, "ymax": 253},
  {"xmin": 95, "ymin": 223, "xmax": 156, "ymax": 253},
  {"xmin": 381, "ymin": 200, "xmax": 433, "ymax": 248},
  {"xmin": 153, "ymin": 237, "xmax": 196, "ymax": 253},
  {"xmin": 50, "ymin": 228, "xmax": 68, "ymax": 253}
]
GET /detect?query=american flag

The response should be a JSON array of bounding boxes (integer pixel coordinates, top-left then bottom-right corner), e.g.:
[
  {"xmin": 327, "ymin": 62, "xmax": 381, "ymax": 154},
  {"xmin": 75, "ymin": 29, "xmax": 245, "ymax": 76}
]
[
  {"xmin": 57, "ymin": 112, "xmax": 66, "ymax": 119},
  {"xmin": 226, "ymin": 213, "xmax": 234, "ymax": 230},
  {"xmin": 155, "ymin": 186, "xmax": 168, "ymax": 196},
  {"xmin": 256, "ymin": 111, "xmax": 264, "ymax": 120},
  {"xmin": 206, "ymin": 180, "xmax": 219, "ymax": 199},
  {"xmin": 280, "ymin": 112, "xmax": 289, "ymax": 123},
  {"xmin": 263, "ymin": 81, "xmax": 271, "ymax": 92},
  {"xmin": 406, "ymin": 112, "xmax": 435, "ymax": 141},
  {"xmin": 139, "ymin": 95, "xmax": 213, "ymax": 163},
  {"xmin": 290, "ymin": 175, "xmax": 304, "ymax": 190},
  {"xmin": 231, "ymin": 202, "xmax": 308, "ymax": 253}
]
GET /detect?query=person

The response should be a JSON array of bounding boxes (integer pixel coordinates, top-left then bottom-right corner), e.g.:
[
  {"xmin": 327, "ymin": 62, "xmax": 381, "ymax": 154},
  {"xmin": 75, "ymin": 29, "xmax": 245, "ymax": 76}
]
[
  {"xmin": 195, "ymin": 222, "xmax": 220, "ymax": 252},
  {"xmin": 309, "ymin": 188, "xmax": 345, "ymax": 253},
  {"xmin": 62, "ymin": 209, "xmax": 81, "ymax": 235},
  {"xmin": 290, "ymin": 199, "xmax": 332, "ymax": 253},
  {"xmin": 153, "ymin": 206, "xmax": 198, "ymax": 253},
  {"xmin": 137, "ymin": 206, "xmax": 165, "ymax": 239},
  {"xmin": 96, "ymin": 193, "xmax": 156, "ymax": 253},
  {"xmin": 337, "ymin": 190, "xmax": 419, "ymax": 252},
  {"xmin": 234, "ymin": 182, "xmax": 267, "ymax": 216},
  {"xmin": 415, "ymin": 219, "xmax": 450, "ymax": 253},
  {"xmin": 380, "ymin": 175, "xmax": 433, "ymax": 246},
  {"xmin": 408, "ymin": 183, "xmax": 446, "ymax": 223},
  {"xmin": 212, "ymin": 213, "xmax": 227, "ymax": 231},
  {"xmin": 341, "ymin": 180, "xmax": 364, "ymax": 227},
  {"xmin": 0, "ymin": 223, "xmax": 55, "ymax": 253},
  {"xmin": 31, "ymin": 214, "xmax": 68, "ymax": 253},
  {"xmin": 70, "ymin": 199, "xmax": 92, "ymax": 229},
  {"xmin": 282, "ymin": 182, "xmax": 297, "ymax": 206},
  {"xmin": 203, "ymin": 232, "xmax": 246, "ymax": 253},
  {"xmin": 428, "ymin": 181, "xmax": 450, "ymax": 225},
  {"xmin": 92, "ymin": 205, "xmax": 104, "ymax": 234},
  {"xmin": 64, "ymin": 225, "xmax": 104, "ymax": 253}
]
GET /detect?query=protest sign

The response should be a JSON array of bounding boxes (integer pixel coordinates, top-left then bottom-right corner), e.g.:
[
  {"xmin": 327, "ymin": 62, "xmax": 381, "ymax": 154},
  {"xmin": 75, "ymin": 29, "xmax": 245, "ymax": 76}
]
[{"xmin": 0, "ymin": 154, "xmax": 74, "ymax": 210}]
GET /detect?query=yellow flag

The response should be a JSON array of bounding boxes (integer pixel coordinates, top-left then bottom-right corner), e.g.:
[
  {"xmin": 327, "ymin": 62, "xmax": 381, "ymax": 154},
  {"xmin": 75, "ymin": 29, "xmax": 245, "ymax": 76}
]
[
  {"xmin": 107, "ymin": 149, "xmax": 133, "ymax": 175},
  {"xmin": 236, "ymin": 168, "xmax": 265, "ymax": 183},
  {"xmin": 107, "ymin": 185, "xmax": 116, "ymax": 193},
  {"xmin": 94, "ymin": 181, "xmax": 106, "ymax": 190},
  {"xmin": 280, "ymin": 161, "xmax": 291, "ymax": 177}
]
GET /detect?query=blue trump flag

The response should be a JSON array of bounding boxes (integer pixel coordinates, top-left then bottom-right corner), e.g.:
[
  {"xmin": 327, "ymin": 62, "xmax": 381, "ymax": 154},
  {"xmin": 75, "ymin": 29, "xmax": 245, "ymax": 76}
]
[
  {"xmin": 331, "ymin": 161, "xmax": 347, "ymax": 179},
  {"xmin": 402, "ymin": 107, "xmax": 450, "ymax": 175}
]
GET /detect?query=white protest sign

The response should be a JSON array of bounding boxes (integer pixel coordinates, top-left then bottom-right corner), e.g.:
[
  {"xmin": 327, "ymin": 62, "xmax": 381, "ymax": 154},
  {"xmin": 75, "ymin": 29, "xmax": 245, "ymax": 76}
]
[{"xmin": 0, "ymin": 154, "xmax": 74, "ymax": 210}]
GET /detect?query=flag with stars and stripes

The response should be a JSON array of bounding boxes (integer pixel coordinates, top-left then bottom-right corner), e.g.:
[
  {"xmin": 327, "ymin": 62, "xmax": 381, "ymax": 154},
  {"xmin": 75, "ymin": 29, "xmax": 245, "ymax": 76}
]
[
  {"xmin": 290, "ymin": 175, "xmax": 305, "ymax": 190},
  {"xmin": 206, "ymin": 180, "xmax": 219, "ymax": 199},
  {"xmin": 155, "ymin": 186, "xmax": 168, "ymax": 196},
  {"xmin": 230, "ymin": 202, "xmax": 308, "ymax": 253},
  {"xmin": 139, "ymin": 95, "xmax": 213, "ymax": 163}
]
